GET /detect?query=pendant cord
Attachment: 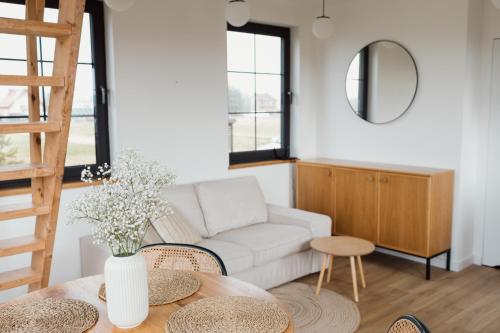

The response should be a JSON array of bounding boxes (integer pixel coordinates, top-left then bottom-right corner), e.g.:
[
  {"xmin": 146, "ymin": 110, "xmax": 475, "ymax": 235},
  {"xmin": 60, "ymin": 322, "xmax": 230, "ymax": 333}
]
[{"xmin": 322, "ymin": 0, "xmax": 325, "ymax": 16}]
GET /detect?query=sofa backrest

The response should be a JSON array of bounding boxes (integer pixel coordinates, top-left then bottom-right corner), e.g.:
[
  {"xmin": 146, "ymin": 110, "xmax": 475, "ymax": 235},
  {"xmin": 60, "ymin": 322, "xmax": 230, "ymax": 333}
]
[
  {"xmin": 195, "ymin": 176, "xmax": 268, "ymax": 237},
  {"xmin": 160, "ymin": 184, "xmax": 210, "ymax": 238}
]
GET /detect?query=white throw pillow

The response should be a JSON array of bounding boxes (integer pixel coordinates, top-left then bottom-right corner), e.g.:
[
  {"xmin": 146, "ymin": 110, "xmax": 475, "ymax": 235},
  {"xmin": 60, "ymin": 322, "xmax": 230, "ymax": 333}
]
[
  {"xmin": 161, "ymin": 184, "xmax": 210, "ymax": 238},
  {"xmin": 143, "ymin": 225, "xmax": 163, "ymax": 245},
  {"xmin": 150, "ymin": 206, "xmax": 202, "ymax": 244},
  {"xmin": 195, "ymin": 176, "xmax": 268, "ymax": 237}
]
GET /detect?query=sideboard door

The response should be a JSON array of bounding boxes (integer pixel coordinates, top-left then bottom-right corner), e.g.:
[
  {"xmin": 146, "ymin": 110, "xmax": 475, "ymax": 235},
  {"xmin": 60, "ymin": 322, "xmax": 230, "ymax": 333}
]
[
  {"xmin": 378, "ymin": 173, "xmax": 429, "ymax": 256},
  {"xmin": 334, "ymin": 168, "xmax": 378, "ymax": 242},
  {"xmin": 296, "ymin": 164, "xmax": 334, "ymax": 227}
]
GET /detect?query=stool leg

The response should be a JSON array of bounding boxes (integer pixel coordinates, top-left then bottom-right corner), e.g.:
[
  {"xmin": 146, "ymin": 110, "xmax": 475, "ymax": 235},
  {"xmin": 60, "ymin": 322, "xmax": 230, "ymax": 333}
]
[
  {"xmin": 357, "ymin": 256, "xmax": 366, "ymax": 288},
  {"xmin": 350, "ymin": 256, "xmax": 359, "ymax": 302},
  {"xmin": 327, "ymin": 255, "xmax": 334, "ymax": 283},
  {"xmin": 316, "ymin": 254, "xmax": 328, "ymax": 295}
]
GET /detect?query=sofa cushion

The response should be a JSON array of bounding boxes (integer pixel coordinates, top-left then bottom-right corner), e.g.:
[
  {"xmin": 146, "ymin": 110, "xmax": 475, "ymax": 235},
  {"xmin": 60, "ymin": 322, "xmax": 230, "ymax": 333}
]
[
  {"xmin": 151, "ymin": 206, "xmax": 202, "ymax": 244},
  {"xmin": 161, "ymin": 184, "xmax": 209, "ymax": 237},
  {"xmin": 195, "ymin": 176, "xmax": 268, "ymax": 237},
  {"xmin": 212, "ymin": 223, "xmax": 312, "ymax": 266},
  {"xmin": 197, "ymin": 239, "xmax": 254, "ymax": 275}
]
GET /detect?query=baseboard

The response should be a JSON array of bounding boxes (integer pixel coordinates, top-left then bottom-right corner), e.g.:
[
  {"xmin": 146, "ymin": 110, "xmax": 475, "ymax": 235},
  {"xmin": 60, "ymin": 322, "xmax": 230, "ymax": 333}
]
[
  {"xmin": 452, "ymin": 255, "xmax": 474, "ymax": 272},
  {"xmin": 472, "ymin": 254, "xmax": 483, "ymax": 266}
]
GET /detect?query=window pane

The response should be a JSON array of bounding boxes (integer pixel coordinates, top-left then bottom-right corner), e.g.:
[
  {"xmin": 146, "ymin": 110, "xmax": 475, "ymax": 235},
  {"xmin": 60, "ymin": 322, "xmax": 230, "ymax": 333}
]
[
  {"xmin": 39, "ymin": 13, "xmax": 92, "ymax": 63},
  {"xmin": 74, "ymin": 64, "xmax": 96, "ymax": 116},
  {"xmin": 256, "ymin": 113, "xmax": 281, "ymax": 150},
  {"xmin": 0, "ymin": 59, "xmax": 26, "ymax": 76},
  {"xmin": 227, "ymin": 31, "xmax": 254, "ymax": 72},
  {"xmin": 0, "ymin": 132, "xmax": 29, "ymax": 165},
  {"xmin": 0, "ymin": 35, "xmax": 26, "ymax": 59},
  {"xmin": 228, "ymin": 72, "xmax": 255, "ymax": 114},
  {"xmin": 41, "ymin": 64, "xmax": 95, "ymax": 116},
  {"xmin": 229, "ymin": 114, "xmax": 255, "ymax": 152},
  {"xmin": 256, "ymin": 35, "xmax": 281, "ymax": 74},
  {"xmin": 79, "ymin": 14, "xmax": 93, "ymax": 63},
  {"xmin": 0, "ymin": 3, "xmax": 24, "ymax": 19},
  {"xmin": 256, "ymin": 74, "xmax": 281, "ymax": 113},
  {"xmin": 66, "ymin": 117, "xmax": 96, "ymax": 166}
]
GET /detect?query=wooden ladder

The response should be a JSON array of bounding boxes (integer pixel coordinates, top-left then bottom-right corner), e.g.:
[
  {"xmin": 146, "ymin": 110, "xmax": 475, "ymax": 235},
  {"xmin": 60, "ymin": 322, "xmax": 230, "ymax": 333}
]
[{"xmin": 0, "ymin": 0, "xmax": 86, "ymax": 292}]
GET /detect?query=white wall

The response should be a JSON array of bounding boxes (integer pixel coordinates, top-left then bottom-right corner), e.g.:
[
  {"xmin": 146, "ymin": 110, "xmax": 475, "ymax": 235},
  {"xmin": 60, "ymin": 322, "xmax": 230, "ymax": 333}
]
[
  {"xmin": 0, "ymin": 189, "xmax": 92, "ymax": 302},
  {"xmin": 314, "ymin": 0, "xmax": 477, "ymax": 270},
  {"xmin": 104, "ymin": 0, "xmax": 319, "ymax": 200},
  {"xmin": 0, "ymin": 0, "xmax": 319, "ymax": 302},
  {"xmin": 3, "ymin": 0, "xmax": 498, "ymax": 302}
]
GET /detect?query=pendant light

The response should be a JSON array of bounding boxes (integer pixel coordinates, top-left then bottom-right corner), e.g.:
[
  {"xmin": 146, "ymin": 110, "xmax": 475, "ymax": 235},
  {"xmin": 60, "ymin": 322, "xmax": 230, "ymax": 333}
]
[
  {"xmin": 312, "ymin": 0, "xmax": 334, "ymax": 39},
  {"xmin": 493, "ymin": 0, "xmax": 500, "ymax": 9},
  {"xmin": 104, "ymin": 0, "xmax": 135, "ymax": 12},
  {"xmin": 226, "ymin": 0, "xmax": 250, "ymax": 27}
]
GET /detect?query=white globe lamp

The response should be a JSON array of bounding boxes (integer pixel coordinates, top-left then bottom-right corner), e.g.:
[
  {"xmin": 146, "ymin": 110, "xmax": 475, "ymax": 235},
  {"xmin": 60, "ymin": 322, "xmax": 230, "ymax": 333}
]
[
  {"xmin": 312, "ymin": 0, "xmax": 334, "ymax": 39},
  {"xmin": 226, "ymin": 0, "xmax": 250, "ymax": 27},
  {"xmin": 104, "ymin": 0, "xmax": 135, "ymax": 12},
  {"xmin": 493, "ymin": 0, "xmax": 500, "ymax": 9}
]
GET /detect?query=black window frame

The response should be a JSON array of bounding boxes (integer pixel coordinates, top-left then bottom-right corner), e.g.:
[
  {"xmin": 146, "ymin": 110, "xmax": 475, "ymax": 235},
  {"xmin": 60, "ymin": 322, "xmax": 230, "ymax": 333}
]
[
  {"xmin": 227, "ymin": 22, "xmax": 291, "ymax": 165},
  {"xmin": 0, "ymin": 0, "xmax": 110, "ymax": 189}
]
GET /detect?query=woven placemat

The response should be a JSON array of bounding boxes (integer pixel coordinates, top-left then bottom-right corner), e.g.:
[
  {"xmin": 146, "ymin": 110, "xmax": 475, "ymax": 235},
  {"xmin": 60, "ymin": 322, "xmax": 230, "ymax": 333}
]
[
  {"xmin": 99, "ymin": 269, "xmax": 201, "ymax": 306},
  {"xmin": 165, "ymin": 296, "xmax": 290, "ymax": 333},
  {"xmin": 0, "ymin": 298, "xmax": 98, "ymax": 333}
]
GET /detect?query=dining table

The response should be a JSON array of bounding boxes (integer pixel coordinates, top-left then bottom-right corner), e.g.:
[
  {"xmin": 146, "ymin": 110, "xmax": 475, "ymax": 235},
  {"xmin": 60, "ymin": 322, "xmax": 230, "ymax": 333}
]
[{"xmin": 2, "ymin": 272, "xmax": 294, "ymax": 332}]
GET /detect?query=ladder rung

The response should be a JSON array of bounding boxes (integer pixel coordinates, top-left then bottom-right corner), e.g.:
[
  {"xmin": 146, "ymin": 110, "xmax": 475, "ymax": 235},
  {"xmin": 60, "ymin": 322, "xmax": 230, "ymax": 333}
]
[
  {"xmin": 0, "ymin": 267, "xmax": 42, "ymax": 291},
  {"xmin": 0, "ymin": 163, "xmax": 54, "ymax": 181},
  {"xmin": 0, "ymin": 75, "xmax": 65, "ymax": 87},
  {"xmin": 0, "ymin": 236, "xmax": 45, "ymax": 257},
  {"xmin": 0, "ymin": 203, "xmax": 50, "ymax": 222},
  {"xmin": 0, "ymin": 121, "xmax": 61, "ymax": 134},
  {"xmin": 0, "ymin": 17, "xmax": 72, "ymax": 38}
]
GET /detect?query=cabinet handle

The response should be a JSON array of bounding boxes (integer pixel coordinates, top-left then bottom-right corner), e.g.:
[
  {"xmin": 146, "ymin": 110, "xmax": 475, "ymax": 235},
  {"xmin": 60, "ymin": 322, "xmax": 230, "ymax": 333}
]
[
  {"xmin": 327, "ymin": 169, "xmax": 333, "ymax": 177},
  {"xmin": 380, "ymin": 176, "xmax": 388, "ymax": 184},
  {"xmin": 367, "ymin": 175, "xmax": 375, "ymax": 182}
]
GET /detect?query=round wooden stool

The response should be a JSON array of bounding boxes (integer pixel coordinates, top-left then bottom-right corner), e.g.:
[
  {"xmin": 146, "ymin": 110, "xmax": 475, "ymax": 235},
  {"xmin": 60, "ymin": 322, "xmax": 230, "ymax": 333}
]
[{"xmin": 311, "ymin": 236, "xmax": 375, "ymax": 302}]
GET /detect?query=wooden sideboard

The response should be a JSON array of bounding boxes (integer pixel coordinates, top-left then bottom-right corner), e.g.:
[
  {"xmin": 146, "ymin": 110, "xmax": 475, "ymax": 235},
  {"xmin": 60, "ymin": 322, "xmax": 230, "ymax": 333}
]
[{"xmin": 296, "ymin": 158, "xmax": 454, "ymax": 279}]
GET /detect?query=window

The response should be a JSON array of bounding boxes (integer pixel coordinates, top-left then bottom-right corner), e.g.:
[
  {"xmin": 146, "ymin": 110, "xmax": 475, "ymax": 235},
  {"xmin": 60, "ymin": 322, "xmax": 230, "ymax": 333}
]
[
  {"xmin": 0, "ymin": 0, "xmax": 110, "ymax": 188},
  {"xmin": 227, "ymin": 23, "xmax": 290, "ymax": 165}
]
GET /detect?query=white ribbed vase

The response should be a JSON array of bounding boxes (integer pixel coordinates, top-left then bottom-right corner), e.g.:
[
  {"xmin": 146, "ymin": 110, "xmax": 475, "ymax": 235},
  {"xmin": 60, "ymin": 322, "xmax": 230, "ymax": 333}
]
[{"xmin": 104, "ymin": 253, "xmax": 149, "ymax": 328}]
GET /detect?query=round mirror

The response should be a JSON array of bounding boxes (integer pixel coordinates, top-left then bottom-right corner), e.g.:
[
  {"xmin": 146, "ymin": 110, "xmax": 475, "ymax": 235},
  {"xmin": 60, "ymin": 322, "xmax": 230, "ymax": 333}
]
[{"xmin": 346, "ymin": 41, "xmax": 418, "ymax": 124}]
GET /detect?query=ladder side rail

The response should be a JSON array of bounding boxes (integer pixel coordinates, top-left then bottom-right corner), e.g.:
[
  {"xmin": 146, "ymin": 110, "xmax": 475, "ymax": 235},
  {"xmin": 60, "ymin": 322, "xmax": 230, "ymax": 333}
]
[
  {"xmin": 25, "ymin": 0, "xmax": 47, "ymax": 292},
  {"xmin": 30, "ymin": 0, "xmax": 86, "ymax": 291}
]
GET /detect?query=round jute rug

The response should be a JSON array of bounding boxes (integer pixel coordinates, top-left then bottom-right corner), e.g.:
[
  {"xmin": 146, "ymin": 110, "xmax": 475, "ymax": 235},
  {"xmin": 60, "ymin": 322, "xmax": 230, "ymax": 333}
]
[
  {"xmin": 0, "ymin": 298, "xmax": 98, "ymax": 333},
  {"xmin": 99, "ymin": 269, "xmax": 201, "ymax": 306},
  {"xmin": 270, "ymin": 282, "xmax": 360, "ymax": 333}
]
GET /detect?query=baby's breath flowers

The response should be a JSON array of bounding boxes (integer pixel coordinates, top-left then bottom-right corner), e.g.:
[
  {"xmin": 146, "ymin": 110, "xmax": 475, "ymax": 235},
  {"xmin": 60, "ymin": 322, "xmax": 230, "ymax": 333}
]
[{"xmin": 69, "ymin": 149, "xmax": 176, "ymax": 257}]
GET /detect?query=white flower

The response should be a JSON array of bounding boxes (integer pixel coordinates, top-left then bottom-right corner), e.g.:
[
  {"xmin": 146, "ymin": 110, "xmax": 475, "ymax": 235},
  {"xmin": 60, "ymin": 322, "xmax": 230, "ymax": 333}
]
[{"xmin": 68, "ymin": 149, "xmax": 176, "ymax": 256}]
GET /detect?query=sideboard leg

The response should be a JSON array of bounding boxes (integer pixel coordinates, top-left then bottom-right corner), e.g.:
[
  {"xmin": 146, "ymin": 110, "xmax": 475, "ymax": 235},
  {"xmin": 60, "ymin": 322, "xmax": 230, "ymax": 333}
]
[
  {"xmin": 426, "ymin": 258, "xmax": 431, "ymax": 280},
  {"xmin": 446, "ymin": 250, "xmax": 451, "ymax": 271}
]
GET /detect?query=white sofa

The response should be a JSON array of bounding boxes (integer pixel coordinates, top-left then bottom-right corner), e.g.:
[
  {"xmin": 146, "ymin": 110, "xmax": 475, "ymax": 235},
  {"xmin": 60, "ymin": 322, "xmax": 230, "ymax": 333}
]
[{"xmin": 80, "ymin": 176, "xmax": 331, "ymax": 290}]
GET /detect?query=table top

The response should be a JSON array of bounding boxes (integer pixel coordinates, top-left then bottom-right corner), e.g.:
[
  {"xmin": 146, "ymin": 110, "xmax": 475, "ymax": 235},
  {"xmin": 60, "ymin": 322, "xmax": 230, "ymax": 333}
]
[
  {"xmin": 311, "ymin": 236, "xmax": 375, "ymax": 257},
  {"xmin": 3, "ymin": 273, "xmax": 294, "ymax": 333}
]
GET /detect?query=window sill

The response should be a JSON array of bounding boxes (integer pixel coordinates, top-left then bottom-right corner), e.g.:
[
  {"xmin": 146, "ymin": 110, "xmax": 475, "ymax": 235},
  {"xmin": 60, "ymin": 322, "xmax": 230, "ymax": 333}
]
[
  {"xmin": 0, "ymin": 180, "xmax": 100, "ymax": 198},
  {"xmin": 228, "ymin": 158, "xmax": 297, "ymax": 170}
]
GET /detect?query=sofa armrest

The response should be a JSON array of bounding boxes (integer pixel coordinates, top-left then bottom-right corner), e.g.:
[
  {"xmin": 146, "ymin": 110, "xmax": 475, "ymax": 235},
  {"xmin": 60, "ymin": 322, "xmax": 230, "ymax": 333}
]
[{"xmin": 266, "ymin": 204, "xmax": 332, "ymax": 238}]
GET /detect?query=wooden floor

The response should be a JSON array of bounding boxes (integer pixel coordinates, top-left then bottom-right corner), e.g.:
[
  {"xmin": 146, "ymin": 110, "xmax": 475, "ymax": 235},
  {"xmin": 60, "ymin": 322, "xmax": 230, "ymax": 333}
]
[{"xmin": 296, "ymin": 252, "xmax": 500, "ymax": 333}]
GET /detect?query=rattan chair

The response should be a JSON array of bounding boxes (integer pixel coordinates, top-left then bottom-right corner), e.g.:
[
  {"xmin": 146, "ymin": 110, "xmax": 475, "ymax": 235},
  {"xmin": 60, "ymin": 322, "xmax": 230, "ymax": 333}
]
[
  {"xmin": 387, "ymin": 315, "xmax": 430, "ymax": 333},
  {"xmin": 139, "ymin": 243, "xmax": 227, "ymax": 276}
]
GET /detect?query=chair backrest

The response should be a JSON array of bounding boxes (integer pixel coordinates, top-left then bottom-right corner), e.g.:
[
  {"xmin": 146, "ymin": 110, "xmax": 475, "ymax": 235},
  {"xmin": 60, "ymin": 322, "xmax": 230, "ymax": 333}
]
[
  {"xmin": 387, "ymin": 315, "xmax": 430, "ymax": 333},
  {"xmin": 139, "ymin": 243, "xmax": 227, "ymax": 276}
]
